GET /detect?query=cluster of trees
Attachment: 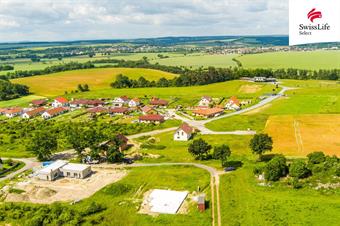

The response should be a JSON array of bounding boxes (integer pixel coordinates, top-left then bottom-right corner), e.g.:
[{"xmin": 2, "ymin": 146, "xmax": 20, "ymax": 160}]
[
  {"xmin": 4, "ymin": 62, "xmax": 95, "ymax": 79},
  {"xmin": 77, "ymin": 84, "xmax": 90, "ymax": 92},
  {"xmin": 250, "ymin": 134, "xmax": 340, "ymax": 187},
  {"xmin": 0, "ymin": 120, "xmax": 167, "ymax": 161},
  {"xmin": 188, "ymin": 138, "xmax": 231, "ymax": 167},
  {"xmin": 0, "ymin": 202, "xmax": 105, "ymax": 225},
  {"xmin": 0, "ymin": 79, "xmax": 29, "ymax": 101},
  {"xmin": 0, "ymin": 65, "xmax": 13, "ymax": 71}
]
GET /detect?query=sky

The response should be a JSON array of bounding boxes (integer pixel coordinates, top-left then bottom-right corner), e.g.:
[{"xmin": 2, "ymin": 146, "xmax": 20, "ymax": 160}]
[{"xmin": 0, "ymin": 0, "xmax": 288, "ymax": 42}]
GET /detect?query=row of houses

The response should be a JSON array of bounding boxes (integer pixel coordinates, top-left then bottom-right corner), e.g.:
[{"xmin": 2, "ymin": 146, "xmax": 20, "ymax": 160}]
[
  {"xmin": 198, "ymin": 95, "xmax": 243, "ymax": 111},
  {"xmin": 0, "ymin": 106, "xmax": 69, "ymax": 119}
]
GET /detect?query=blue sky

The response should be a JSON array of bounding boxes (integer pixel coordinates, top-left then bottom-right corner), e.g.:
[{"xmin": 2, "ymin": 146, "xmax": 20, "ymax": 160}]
[{"xmin": 0, "ymin": 0, "xmax": 288, "ymax": 42}]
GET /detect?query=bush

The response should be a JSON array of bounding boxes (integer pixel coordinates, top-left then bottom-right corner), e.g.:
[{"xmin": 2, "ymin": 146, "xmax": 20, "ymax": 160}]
[
  {"xmin": 289, "ymin": 160, "xmax": 311, "ymax": 179},
  {"xmin": 264, "ymin": 155, "xmax": 288, "ymax": 181},
  {"xmin": 292, "ymin": 178, "xmax": 303, "ymax": 189},
  {"xmin": 307, "ymin": 151, "xmax": 326, "ymax": 164},
  {"xmin": 253, "ymin": 165, "xmax": 264, "ymax": 175}
]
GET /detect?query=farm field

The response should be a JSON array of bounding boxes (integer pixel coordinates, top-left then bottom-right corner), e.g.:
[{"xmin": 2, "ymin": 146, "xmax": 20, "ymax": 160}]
[
  {"xmin": 220, "ymin": 165, "xmax": 340, "ymax": 226},
  {"xmin": 265, "ymin": 114, "xmax": 340, "ymax": 157},
  {"xmin": 11, "ymin": 68, "xmax": 177, "ymax": 96},
  {"xmin": 0, "ymin": 95, "xmax": 46, "ymax": 108},
  {"xmin": 237, "ymin": 50, "xmax": 340, "ymax": 70}
]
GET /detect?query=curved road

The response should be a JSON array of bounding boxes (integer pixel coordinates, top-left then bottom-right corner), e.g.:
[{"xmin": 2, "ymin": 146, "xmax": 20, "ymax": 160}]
[{"xmin": 0, "ymin": 158, "xmax": 37, "ymax": 182}]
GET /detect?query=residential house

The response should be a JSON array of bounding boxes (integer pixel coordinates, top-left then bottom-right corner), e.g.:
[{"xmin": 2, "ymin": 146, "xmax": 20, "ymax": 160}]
[
  {"xmin": 22, "ymin": 107, "xmax": 46, "ymax": 119},
  {"xmin": 52, "ymin": 97, "xmax": 69, "ymax": 108},
  {"xmin": 141, "ymin": 105, "xmax": 157, "ymax": 115},
  {"xmin": 4, "ymin": 108, "xmax": 23, "ymax": 118},
  {"xmin": 31, "ymin": 99, "xmax": 47, "ymax": 107},
  {"xmin": 150, "ymin": 97, "xmax": 168, "ymax": 108},
  {"xmin": 37, "ymin": 160, "xmax": 91, "ymax": 181},
  {"xmin": 192, "ymin": 107, "xmax": 224, "ymax": 118},
  {"xmin": 87, "ymin": 106, "xmax": 107, "ymax": 114},
  {"xmin": 108, "ymin": 107, "xmax": 130, "ymax": 116},
  {"xmin": 113, "ymin": 96, "xmax": 130, "ymax": 107},
  {"xmin": 139, "ymin": 114, "xmax": 165, "ymax": 124},
  {"xmin": 0, "ymin": 108, "xmax": 7, "ymax": 115},
  {"xmin": 128, "ymin": 98, "xmax": 141, "ymax": 107},
  {"xmin": 70, "ymin": 99, "xmax": 104, "ymax": 108},
  {"xmin": 225, "ymin": 96, "xmax": 241, "ymax": 111},
  {"xmin": 42, "ymin": 107, "xmax": 68, "ymax": 119},
  {"xmin": 100, "ymin": 134, "xmax": 129, "ymax": 152},
  {"xmin": 174, "ymin": 123, "xmax": 194, "ymax": 141},
  {"xmin": 198, "ymin": 96, "xmax": 213, "ymax": 107}
]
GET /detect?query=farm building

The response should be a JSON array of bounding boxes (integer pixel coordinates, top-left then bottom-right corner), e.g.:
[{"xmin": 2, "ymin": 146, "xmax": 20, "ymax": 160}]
[
  {"xmin": 150, "ymin": 97, "xmax": 168, "ymax": 108},
  {"xmin": 225, "ymin": 96, "xmax": 241, "ymax": 110},
  {"xmin": 113, "ymin": 96, "xmax": 130, "ymax": 107},
  {"xmin": 128, "ymin": 98, "xmax": 141, "ymax": 107},
  {"xmin": 4, "ymin": 108, "xmax": 23, "ymax": 118},
  {"xmin": 52, "ymin": 97, "xmax": 69, "ymax": 108},
  {"xmin": 174, "ymin": 123, "xmax": 194, "ymax": 141},
  {"xmin": 197, "ymin": 194, "xmax": 206, "ymax": 212},
  {"xmin": 139, "ymin": 114, "xmax": 165, "ymax": 123},
  {"xmin": 108, "ymin": 107, "xmax": 130, "ymax": 115},
  {"xmin": 192, "ymin": 107, "xmax": 224, "ymax": 118},
  {"xmin": 198, "ymin": 96, "xmax": 213, "ymax": 107},
  {"xmin": 42, "ymin": 107, "xmax": 68, "ymax": 119},
  {"xmin": 31, "ymin": 99, "xmax": 47, "ymax": 107},
  {"xmin": 37, "ymin": 160, "xmax": 91, "ymax": 181},
  {"xmin": 22, "ymin": 107, "xmax": 46, "ymax": 119},
  {"xmin": 253, "ymin": 77, "xmax": 277, "ymax": 82}
]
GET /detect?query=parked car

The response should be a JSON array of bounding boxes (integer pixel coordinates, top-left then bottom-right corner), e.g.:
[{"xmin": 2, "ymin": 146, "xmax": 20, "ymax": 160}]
[
  {"xmin": 123, "ymin": 158, "xmax": 134, "ymax": 164},
  {"xmin": 224, "ymin": 166, "xmax": 236, "ymax": 172}
]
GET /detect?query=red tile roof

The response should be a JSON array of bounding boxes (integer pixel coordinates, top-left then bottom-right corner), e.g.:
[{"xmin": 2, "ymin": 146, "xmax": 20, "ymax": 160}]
[
  {"xmin": 192, "ymin": 107, "xmax": 224, "ymax": 117},
  {"xmin": 5, "ymin": 108, "xmax": 23, "ymax": 114},
  {"xmin": 229, "ymin": 96, "xmax": 240, "ymax": 106},
  {"xmin": 202, "ymin": 96, "xmax": 212, "ymax": 101},
  {"xmin": 31, "ymin": 99, "xmax": 47, "ymax": 106},
  {"xmin": 139, "ymin": 114, "xmax": 165, "ymax": 122},
  {"xmin": 55, "ymin": 97, "xmax": 68, "ymax": 103},
  {"xmin": 45, "ymin": 107, "xmax": 67, "ymax": 116},
  {"xmin": 109, "ymin": 107, "xmax": 130, "ymax": 114},
  {"xmin": 120, "ymin": 96, "xmax": 130, "ymax": 101},
  {"xmin": 150, "ymin": 98, "xmax": 168, "ymax": 106},
  {"xmin": 87, "ymin": 106, "xmax": 107, "ymax": 113},
  {"xmin": 178, "ymin": 123, "xmax": 194, "ymax": 134},
  {"xmin": 25, "ymin": 107, "xmax": 46, "ymax": 117},
  {"xmin": 70, "ymin": 99, "xmax": 104, "ymax": 106},
  {"xmin": 141, "ymin": 105, "xmax": 155, "ymax": 113}
]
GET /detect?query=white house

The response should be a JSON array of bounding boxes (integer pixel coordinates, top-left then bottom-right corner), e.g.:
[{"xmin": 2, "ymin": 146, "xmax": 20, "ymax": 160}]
[
  {"xmin": 225, "ymin": 96, "xmax": 241, "ymax": 111},
  {"xmin": 52, "ymin": 97, "xmax": 69, "ymax": 108},
  {"xmin": 37, "ymin": 160, "xmax": 91, "ymax": 181},
  {"xmin": 198, "ymin": 96, "xmax": 213, "ymax": 107},
  {"xmin": 4, "ymin": 108, "xmax": 23, "ymax": 118},
  {"xmin": 174, "ymin": 123, "xmax": 194, "ymax": 141},
  {"xmin": 113, "ymin": 96, "xmax": 130, "ymax": 107},
  {"xmin": 22, "ymin": 107, "xmax": 46, "ymax": 119},
  {"xmin": 42, "ymin": 107, "xmax": 67, "ymax": 119},
  {"xmin": 128, "ymin": 98, "xmax": 141, "ymax": 107}
]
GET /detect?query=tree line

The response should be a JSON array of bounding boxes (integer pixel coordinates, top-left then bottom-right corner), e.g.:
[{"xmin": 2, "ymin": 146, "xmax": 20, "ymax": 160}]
[
  {"xmin": 0, "ymin": 79, "xmax": 29, "ymax": 101},
  {"xmin": 0, "ymin": 64, "xmax": 14, "ymax": 71}
]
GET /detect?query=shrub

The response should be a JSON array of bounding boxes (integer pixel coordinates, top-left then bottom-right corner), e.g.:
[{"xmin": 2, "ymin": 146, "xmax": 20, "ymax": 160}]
[
  {"xmin": 307, "ymin": 151, "xmax": 326, "ymax": 164},
  {"xmin": 289, "ymin": 160, "xmax": 311, "ymax": 179},
  {"xmin": 253, "ymin": 165, "xmax": 264, "ymax": 175},
  {"xmin": 292, "ymin": 178, "xmax": 303, "ymax": 189},
  {"xmin": 264, "ymin": 155, "xmax": 288, "ymax": 181}
]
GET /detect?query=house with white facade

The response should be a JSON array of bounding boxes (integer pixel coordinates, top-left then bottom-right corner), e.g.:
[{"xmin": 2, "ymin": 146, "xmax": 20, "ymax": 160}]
[
  {"xmin": 22, "ymin": 107, "xmax": 46, "ymax": 119},
  {"xmin": 42, "ymin": 107, "xmax": 68, "ymax": 119},
  {"xmin": 4, "ymin": 108, "xmax": 23, "ymax": 118},
  {"xmin": 174, "ymin": 123, "xmax": 194, "ymax": 141},
  {"xmin": 198, "ymin": 96, "xmax": 213, "ymax": 107},
  {"xmin": 113, "ymin": 96, "xmax": 130, "ymax": 107},
  {"xmin": 128, "ymin": 98, "xmax": 141, "ymax": 107},
  {"xmin": 52, "ymin": 97, "xmax": 69, "ymax": 108},
  {"xmin": 225, "ymin": 96, "xmax": 241, "ymax": 111}
]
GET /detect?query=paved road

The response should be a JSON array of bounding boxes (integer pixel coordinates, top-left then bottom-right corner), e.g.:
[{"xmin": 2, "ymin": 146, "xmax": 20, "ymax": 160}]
[{"xmin": 0, "ymin": 158, "xmax": 37, "ymax": 182}]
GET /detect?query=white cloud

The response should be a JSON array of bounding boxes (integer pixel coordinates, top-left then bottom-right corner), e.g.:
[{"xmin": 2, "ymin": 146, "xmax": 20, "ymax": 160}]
[{"xmin": 0, "ymin": 0, "xmax": 288, "ymax": 42}]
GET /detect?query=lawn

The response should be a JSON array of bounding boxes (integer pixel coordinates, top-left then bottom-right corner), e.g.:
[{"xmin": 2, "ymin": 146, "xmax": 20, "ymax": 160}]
[
  {"xmin": 1, "ymin": 165, "xmax": 212, "ymax": 226},
  {"xmin": 238, "ymin": 50, "xmax": 340, "ymax": 70},
  {"xmin": 0, "ymin": 95, "xmax": 46, "ymax": 108},
  {"xmin": 11, "ymin": 68, "xmax": 177, "ymax": 96},
  {"xmin": 220, "ymin": 164, "xmax": 340, "ymax": 226}
]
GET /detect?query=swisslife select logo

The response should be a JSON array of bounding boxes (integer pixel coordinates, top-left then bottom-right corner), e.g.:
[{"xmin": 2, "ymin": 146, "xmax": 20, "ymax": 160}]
[{"xmin": 289, "ymin": 0, "xmax": 340, "ymax": 45}]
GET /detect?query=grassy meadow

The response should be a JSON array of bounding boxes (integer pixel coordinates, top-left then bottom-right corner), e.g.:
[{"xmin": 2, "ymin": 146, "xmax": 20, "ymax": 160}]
[{"xmin": 238, "ymin": 50, "xmax": 340, "ymax": 70}]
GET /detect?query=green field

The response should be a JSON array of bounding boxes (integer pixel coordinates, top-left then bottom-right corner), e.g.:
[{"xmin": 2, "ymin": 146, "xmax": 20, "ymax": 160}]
[
  {"xmin": 238, "ymin": 50, "xmax": 340, "ymax": 70},
  {"xmin": 220, "ymin": 164, "xmax": 340, "ymax": 225},
  {"xmin": 0, "ymin": 95, "xmax": 46, "ymax": 108},
  {"xmin": 11, "ymin": 68, "xmax": 177, "ymax": 97}
]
